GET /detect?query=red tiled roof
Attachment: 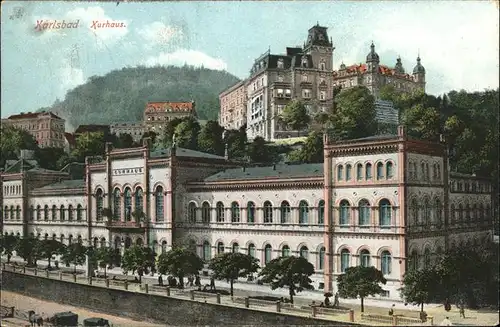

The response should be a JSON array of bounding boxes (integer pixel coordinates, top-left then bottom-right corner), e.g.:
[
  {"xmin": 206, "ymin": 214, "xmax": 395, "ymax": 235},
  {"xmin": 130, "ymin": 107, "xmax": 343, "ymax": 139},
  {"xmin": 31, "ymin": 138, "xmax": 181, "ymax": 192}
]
[
  {"xmin": 145, "ymin": 101, "xmax": 195, "ymax": 113},
  {"xmin": 333, "ymin": 63, "xmax": 413, "ymax": 80},
  {"xmin": 64, "ymin": 133, "xmax": 76, "ymax": 146},
  {"xmin": 7, "ymin": 111, "xmax": 62, "ymax": 120}
]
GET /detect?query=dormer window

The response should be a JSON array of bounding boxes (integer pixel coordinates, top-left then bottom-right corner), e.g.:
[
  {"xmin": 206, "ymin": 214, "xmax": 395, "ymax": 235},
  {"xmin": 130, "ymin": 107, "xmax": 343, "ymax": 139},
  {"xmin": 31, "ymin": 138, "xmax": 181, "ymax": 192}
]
[
  {"xmin": 277, "ymin": 59, "xmax": 284, "ymax": 69},
  {"xmin": 301, "ymin": 56, "xmax": 308, "ymax": 68}
]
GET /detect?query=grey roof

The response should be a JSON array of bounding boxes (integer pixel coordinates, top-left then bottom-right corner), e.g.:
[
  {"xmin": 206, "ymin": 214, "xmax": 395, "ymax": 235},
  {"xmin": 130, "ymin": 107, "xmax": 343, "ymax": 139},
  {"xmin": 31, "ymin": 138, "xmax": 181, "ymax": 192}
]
[
  {"xmin": 204, "ymin": 163, "xmax": 324, "ymax": 182},
  {"xmin": 33, "ymin": 179, "xmax": 85, "ymax": 191},
  {"xmin": 150, "ymin": 147, "xmax": 226, "ymax": 160}
]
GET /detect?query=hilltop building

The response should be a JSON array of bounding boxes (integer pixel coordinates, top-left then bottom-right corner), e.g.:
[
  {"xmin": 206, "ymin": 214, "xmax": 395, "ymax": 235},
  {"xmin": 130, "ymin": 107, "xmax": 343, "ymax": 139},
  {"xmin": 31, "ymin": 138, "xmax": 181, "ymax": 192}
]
[
  {"xmin": 218, "ymin": 24, "xmax": 426, "ymax": 141},
  {"xmin": 144, "ymin": 101, "xmax": 196, "ymax": 134},
  {"xmin": 110, "ymin": 122, "xmax": 145, "ymax": 143},
  {"xmin": 1, "ymin": 126, "xmax": 494, "ymax": 300},
  {"xmin": 1, "ymin": 111, "xmax": 66, "ymax": 148}
]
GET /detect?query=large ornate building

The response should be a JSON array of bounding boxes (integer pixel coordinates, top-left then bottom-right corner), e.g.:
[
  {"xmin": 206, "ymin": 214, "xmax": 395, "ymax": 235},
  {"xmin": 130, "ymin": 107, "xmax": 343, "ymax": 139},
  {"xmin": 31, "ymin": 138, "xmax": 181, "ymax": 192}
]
[
  {"xmin": 219, "ymin": 24, "xmax": 426, "ymax": 141},
  {"xmin": 1, "ymin": 127, "xmax": 494, "ymax": 299},
  {"xmin": 1, "ymin": 111, "xmax": 66, "ymax": 148},
  {"xmin": 144, "ymin": 101, "xmax": 196, "ymax": 134}
]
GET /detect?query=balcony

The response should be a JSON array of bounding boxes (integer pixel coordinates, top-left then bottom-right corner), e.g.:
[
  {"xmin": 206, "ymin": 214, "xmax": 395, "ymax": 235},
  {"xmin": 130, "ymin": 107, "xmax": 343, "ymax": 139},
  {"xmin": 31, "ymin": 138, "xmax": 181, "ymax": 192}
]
[{"xmin": 105, "ymin": 220, "xmax": 146, "ymax": 232}]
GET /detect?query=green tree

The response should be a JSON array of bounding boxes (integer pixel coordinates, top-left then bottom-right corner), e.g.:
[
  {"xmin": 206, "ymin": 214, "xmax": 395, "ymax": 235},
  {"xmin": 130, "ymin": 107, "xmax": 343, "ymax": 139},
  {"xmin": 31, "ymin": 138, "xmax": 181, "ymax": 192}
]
[
  {"xmin": 40, "ymin": 239, "xmax": 65, "ymax": 268},
  {"xmin": 286, "ymin": 131, "xmax": 324, "ymax": 163},
  {"xmin": 400, "ymin": 268, "xmax": 439, "ymax": 312},
  {"xmin": 121, "ymin": 245, "xmax": 156, "ymax": 283},
  {"xmin": 71, "ymin": 132, "xmax": 106, "ymax": 162},
  {"xmin": 247, "ymin": 137, "xmax": 276, "ymax": 164},
  {"xmin": 117, "ymin": 133, "xmax": 135, "ymax": 148},
  {"xmin": 0, "ymin": 126, "xmax": 39, "ymax": 168},
  {"xmin": 141, "ymin": 131, "xmax": 157, "ymax": 145},
  {"xmin": 156, "ymin": 247, "xmax": 204, "ymax": 288},
  {"xmin": 174, "ymin": 118, "xmax": 201, "ymax": 150},
  {"xmin": 60, "ymin": 242, "xmax": 87, "ymax": 273},
  {"xmin": 337, "ymin": 266, "xmax": 387, "ymax": 312},
  {"xmin": 225, "ymin": 125, "xmax": 248, "ymax": 160},
  {"xmin": 95, "ymin": 246, "xmax": 115, "ymax": 278},
  {"xmin": 15, "ymin": 237, "xmax": 43, "ymax": 267},
  {"xmin": 34, "ymin": 147, "xmax": 66, "ymax": 171},
  {"xmin": 162, "ymin": 118, "xmax": 185, "ymax": 147},
  {"xmin": 197, "ymin": 120, "xmax": 225, "ymax": 155},
  {"xmin": 1, "ymin": 234, "xmax": 19, "ymax": 263},
  {"xmin": 258, "ymin": 256, "xmax": 315, "ymax": 304},
  {"xmin": 281, "ymin": 100, "xmax": 310, "ymax": 136},
  {"xmin": 402, "ymin": 104, "xmax": 441, "ymax": 141},
  {"xmin": 329, "ymin": 86, "xmax": 377, "ymax": 140},
  {"xmin": 209, "ymin": 252, "xmax": 260, "ymax": 296}
]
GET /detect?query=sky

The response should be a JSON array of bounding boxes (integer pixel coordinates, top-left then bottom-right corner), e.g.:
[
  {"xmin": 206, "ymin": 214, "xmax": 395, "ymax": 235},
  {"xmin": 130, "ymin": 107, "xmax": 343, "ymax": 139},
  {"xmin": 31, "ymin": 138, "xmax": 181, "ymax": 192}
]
[{"xmin": 1, "ymin": 1, "xmax": 499, "ymax": 118}]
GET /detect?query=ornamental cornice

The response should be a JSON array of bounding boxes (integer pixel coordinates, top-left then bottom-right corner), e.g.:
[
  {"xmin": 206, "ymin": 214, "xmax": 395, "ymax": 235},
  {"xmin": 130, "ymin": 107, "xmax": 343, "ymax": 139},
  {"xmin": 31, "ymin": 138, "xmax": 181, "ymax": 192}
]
[
  {"xmin": 177, "ymin": 226, "xmax": 323, "ymax": 237},
  {"xmin": 29, "ymin": 188, "xmax": 85, "ymax": 196},
  {"xmin": 187, "ymin": 178, "xmax": 323, "ymax": 192},
  {"xmin": 328, "ymin": 143, "xmax": 399, "ymax": 157}
]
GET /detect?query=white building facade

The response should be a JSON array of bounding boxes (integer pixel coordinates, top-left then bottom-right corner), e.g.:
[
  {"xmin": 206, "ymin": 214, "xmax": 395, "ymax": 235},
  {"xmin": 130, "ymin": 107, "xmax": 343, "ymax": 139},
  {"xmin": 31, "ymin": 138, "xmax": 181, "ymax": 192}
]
[{"xmin": 1, "ymin": 129, "xmax": 494, "ymax": 300}]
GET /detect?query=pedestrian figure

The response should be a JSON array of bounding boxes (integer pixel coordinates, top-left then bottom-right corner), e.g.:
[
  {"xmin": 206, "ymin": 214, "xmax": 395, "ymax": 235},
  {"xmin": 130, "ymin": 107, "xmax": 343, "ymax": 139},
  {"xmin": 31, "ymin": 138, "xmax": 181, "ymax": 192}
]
[
  {"xmin": 459, "ymin": 303, "xmax": 466, "ymax": 318},
  {"xmin": 334, "ymin": 292, "xmax": 340, "ymax": 308},
  {"xmin": 188, "ymin": 275, "xmax": 194, "ymax": 286},
  {"xmin": 324, "ymin": 296, "xmax": 331, "ymax": 307},
  {"xmin": 444, "ymin": 298, "xmax": 451, "ymax": 312},
  {"xmin": 210, "ymin": 276, "xmax": 216, "ymax": 291},
  {"xmin": 195, "ymin": 275, "xmax": 201, "ymax": 287},
  {"xmin": 389, "ymin": 304, "xmax": 395, "ymax": 316},
  {"xmin": 158, "ymin": 275, "xmax": 163, "ymax": 286}
]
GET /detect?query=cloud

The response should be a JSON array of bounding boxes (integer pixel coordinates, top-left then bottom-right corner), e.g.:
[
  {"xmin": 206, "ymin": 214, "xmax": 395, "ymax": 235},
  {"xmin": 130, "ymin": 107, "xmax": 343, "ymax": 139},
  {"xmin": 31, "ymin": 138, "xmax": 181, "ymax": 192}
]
[
  {"xmin": 137, "ymin": 21, "xmax": 184, "ymax": 46},
  {"xmin": 143, "ymin": 49, "xmax": 228, "ymax": 71},
  {"xmin": 58, "ymin": 64, "xmax": 85, "ymax": 96}
]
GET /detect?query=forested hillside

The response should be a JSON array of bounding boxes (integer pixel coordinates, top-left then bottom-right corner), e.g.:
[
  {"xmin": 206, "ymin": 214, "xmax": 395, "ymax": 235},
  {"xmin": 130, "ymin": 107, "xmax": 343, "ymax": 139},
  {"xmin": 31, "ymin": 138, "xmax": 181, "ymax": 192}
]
[{"xmin": 39, "ymin": 65, "xmax": 240, "ymax": 128}]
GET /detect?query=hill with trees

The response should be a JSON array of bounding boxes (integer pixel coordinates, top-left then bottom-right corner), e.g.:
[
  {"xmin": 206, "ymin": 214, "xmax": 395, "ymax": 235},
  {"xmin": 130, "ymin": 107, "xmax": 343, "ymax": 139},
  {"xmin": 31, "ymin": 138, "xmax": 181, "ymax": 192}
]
[{"xmin": 38, "ymin": 65, "xmax": 240, "ymax": 128}]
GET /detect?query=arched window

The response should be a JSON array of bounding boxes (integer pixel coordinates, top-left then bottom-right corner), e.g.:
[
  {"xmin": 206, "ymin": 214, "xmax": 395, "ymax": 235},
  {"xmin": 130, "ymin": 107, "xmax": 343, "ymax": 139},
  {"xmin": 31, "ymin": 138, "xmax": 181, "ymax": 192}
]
[
  {"xmin": 42, "ymin": 205, "xmax": 47, "ymax": 221},
  {"xmin": 100, "ymin": 238, "xmax": 106, "ymax": 248},
  {"xmin": 381, "ymin": 251, "xmax": 392, "ymax": 275},
  {"xmin": 68, "ymin": 234, "xmax": 73, "ymax": 245},
  {"xmin": 217, "ymin": 242, "xmax": 225, "ymax": 254},
  {"xmin": 458, "ymin": 204, "xmax": 464, "ymax": 223},
  {"xmin": 264, "ymin": 244, "xmax": 272, "ymax": 264},
  {"xmin": 247, "ymin": 202, "xmax": 255, "ymax": 224},
  {"xmin": 339, "ymin": 200, "xmax": 351, "ymax": 225},
  {"xmin": 161, "ymin": 241, "xmax": 167, "ymax": 254},
  {"xmin": 345, "ymin": 164, "xmax": 352, "ymax": 181},
  {"xmin": 155, "ymin": 186, "xmax": 164, "ymax": 222},
  {"xmin": 124, "ymin": 188, "xmax": 132, "ymax": 221},
  {"xmin": 425, "ymin": 163, "xmax": 430, "ymax": 180},
  {"xmin": 232, "ymin": 243, "xmax": 239, "ymax": 253},
  {"xmin": 135, "ymin": 187, "xmax": 144, "ymax": 213},
  {"xmin": 376, "ymin": 162, "xmax": 384, "ymax": 180},
  {"xmin": 282, "ymin": 245, "xmax": 290, "ymax": 257},
  {"xmin": 51, "ymin": 205, "xmax": 57, "ymax": 220},
  {"xmin": 202, "ymin": 202, "xmax": 211, "ymax": 223},
  {"xmin": 423, "ymin": 248, "xmax": 431, "ymax": 268},
  {"xmin": 465, "ymin": 204, "xmax": 471, "ymax": 222},
  {"xmin": 188, "ymin": 202, "xmax": 197, "ymax": 222},
  {"xmin": 300, "ymin": 246, "xmax": 309, "ymax": 260},
  {"xmin": 318, "ymin": 247, "xmax": 325, "ymax": 270},
  {"xmin": 424, "ymin": 198, "xmax": 431, "ymax": 226},
  {"xmin": 358, "ymin": 199, "xmax": 370, "ymax": 226},
  {"xmin": 60, "ymin": 234, "xmax": 65, "ymax": 244},
  {"xmin": 411, "ymin": 199, "xmax": 419, "ymax": 226},
  {"xmin": 280, "ymin": 201, "xmax": 291, "ymax": 224},
  {"xmin": 435, "ymin": 199, "xmax": 442, "ymax": 227},
  {"xmin": 4, "ymin": 206, "xmax": 8, "ymax": 220},
  {"xmin": 479, "ymin": 203, "xmax": 484, "ymax": 221},
  {"xmin": 365, "ymin": 163, "xmax": 372, "ymax": 180},
  {"xmin": 356, "ymin": 163, "xmax": 363, "ymax": 180},
  {"xmin": 337, "ymin": 165, "xmax": 344, "ymax": 181},
  {"xmin": 360, "ymin": 249, "xmax": 371, "ymax": 267},
  {"xmin": 318, "ymin": 200, "xmax": 325, "ymax": 224},
  {"xmin": 299, "ymin": 200, "xmax": 309, "ymax": 224},
  {"xmin": 9, "ymin": 206, "xmax": 14, "ymax": 220},
  {"xmin": 29, "ymin": 206, "xmax": 34, "ymax": 221},
  {"xmin": 96, "ymin": 189, "xmax": 103, "ymax": 221},
  {"xmin": 15, "ymin": 206, "xmax": 21, "ymax": 220},
  {"xmin": 450, "ymin": 204, "xmax": 455, "ymax": 224},
  {"xmin": 59, "ymin": 205, "xmax": 65, "ymax": 221},
  {"xmin": 378, "ymin": 199, "xmax": 391, "ymax": 227},
  {"xmin": 216, "ymin": 202, "xmax": 225, "ymax": 222},
  {"xmin": 231, "ymin": 202, "xmax": 240, "ymax": 223},
  {"xmin": 203, "ymin": 241, "xmax": 211, "ymax": 261},
  {"xmin": 248, "ymin": 243, "xmax": 256, "ymax": 257},
  {"xmin": 113, "ymin": 188, "xmax": 121, "ymax": 219},
  {"xmin": 93, "ymin": 238, "xmax": 99, "ymax": 248},
  {"xmin": 76, "ymin": 204, "xmax": 82, "ymax": 221},
  {"xmin": 340, "ymin": 249, "xmax": 350, "ymax": 272},
  {"xmin": 263, "ymin": 201, "xmax": 273, "ymax": 223},
  {"xmin": 68, "ymin": 205, "xmax": 74, "ymax": 221},
  {"xmin": 386, "ymin": 162, "xmax": 394, "ymax": 179}
]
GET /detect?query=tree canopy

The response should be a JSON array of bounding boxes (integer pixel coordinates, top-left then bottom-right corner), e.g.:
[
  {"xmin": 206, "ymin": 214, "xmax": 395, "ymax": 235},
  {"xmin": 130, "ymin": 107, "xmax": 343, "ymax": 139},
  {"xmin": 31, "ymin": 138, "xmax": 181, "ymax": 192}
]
[
  {"xmin": 121, "ymin": 245, "xmax": 156, "ymax": 282},
  {"xmin": 337, "ymin": 266, "xmax": 387, "ymax": 312},
  {"xmin": 400, "ymin": 268, "xmax": 440, "ymax": 312},
  {"xmin": 258, "ymin": 256, "xmax": 315, "ymax": 304},
  {"xmin": 209, "ymin": 252, "xmax": 260, "ymax": 296},
  {"xmin": 156, "ymin": 247, "xmax": 204, "ymax": 288},
  {"xmin": 280, "ymin": 99, "xmax": 310, "ymax": 135}
]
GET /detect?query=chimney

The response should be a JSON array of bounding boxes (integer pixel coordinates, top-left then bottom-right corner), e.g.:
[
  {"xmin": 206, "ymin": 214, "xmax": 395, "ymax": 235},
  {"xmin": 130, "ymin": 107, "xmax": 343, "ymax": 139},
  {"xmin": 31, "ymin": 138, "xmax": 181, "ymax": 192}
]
[
  {"xmin": 273, "ymin": 164, "xmax": 276, "ymax": 170},
  {"xmin": 397, "ymin": 125, "xmax": 407, "ymax": 139},
  {"xmin": 242, "ymin": 166, "xmax": 246, "ymax": 172}
]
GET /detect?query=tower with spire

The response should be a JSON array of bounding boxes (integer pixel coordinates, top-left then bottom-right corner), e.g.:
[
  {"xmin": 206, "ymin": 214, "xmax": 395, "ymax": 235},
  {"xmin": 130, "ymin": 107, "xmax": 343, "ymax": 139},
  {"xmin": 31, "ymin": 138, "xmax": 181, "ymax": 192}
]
[
  {"xmin": 365, "ymin": 42, "xmax": 380, "ymax": 95},
  {"xmin": 412, "ymin": 55, "xmax": 426, "ymax": 88},
  {"xmin": 303, "ymin": 23, "xmax": 335, "ymax": 71}
]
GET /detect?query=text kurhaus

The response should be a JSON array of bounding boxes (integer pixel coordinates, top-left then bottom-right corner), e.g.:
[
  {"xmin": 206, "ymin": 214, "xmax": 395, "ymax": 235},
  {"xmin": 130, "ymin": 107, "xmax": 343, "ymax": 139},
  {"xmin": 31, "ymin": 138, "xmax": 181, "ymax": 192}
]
[
  {"xmin": 90, "ymin": 20, "xmax": 126, "ymax": 29},
  {"xmin": 35, "ymin": 20, "xmax": 79, "ymax": 31}
]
